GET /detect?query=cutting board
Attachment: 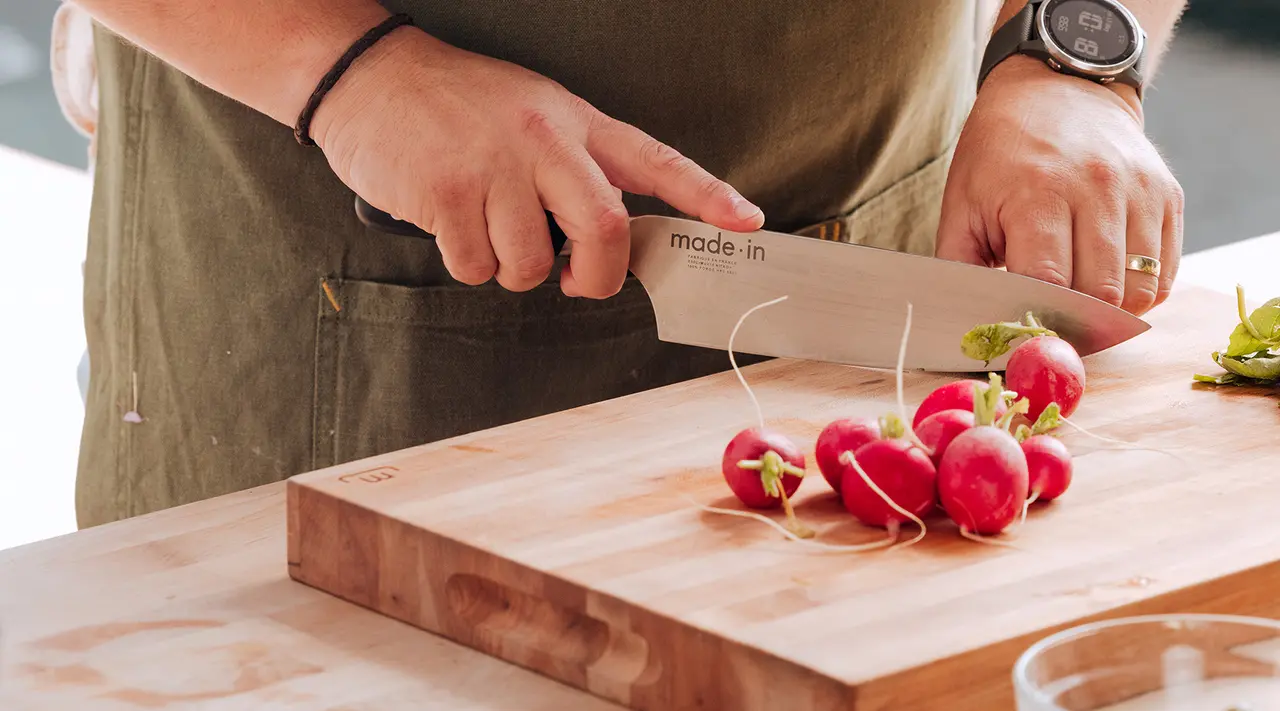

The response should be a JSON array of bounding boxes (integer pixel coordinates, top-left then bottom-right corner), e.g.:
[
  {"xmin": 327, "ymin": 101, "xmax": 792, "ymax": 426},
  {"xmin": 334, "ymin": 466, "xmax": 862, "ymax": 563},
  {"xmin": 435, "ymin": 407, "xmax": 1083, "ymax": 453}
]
[{"xmin": 286, "ymin": 285, "xmax": 1280, "ymax": 711}]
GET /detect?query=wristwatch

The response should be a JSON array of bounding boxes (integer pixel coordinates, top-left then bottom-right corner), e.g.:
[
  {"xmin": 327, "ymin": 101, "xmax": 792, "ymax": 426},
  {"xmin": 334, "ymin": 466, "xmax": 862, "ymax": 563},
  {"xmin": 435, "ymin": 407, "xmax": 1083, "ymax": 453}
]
[{"xmin": 978, "ymin": 0, "xmax": 1147, "ymax": 100}]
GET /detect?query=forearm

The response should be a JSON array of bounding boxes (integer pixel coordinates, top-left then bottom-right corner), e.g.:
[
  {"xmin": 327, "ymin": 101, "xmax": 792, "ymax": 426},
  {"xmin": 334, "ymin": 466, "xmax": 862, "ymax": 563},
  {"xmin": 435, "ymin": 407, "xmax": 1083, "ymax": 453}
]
[
  {"xmin": 995, "ymin": 0, "xmax": 1187, "ymax": 76},
  {"xmin": 68, "ymin": 0, "xmax": 394, "ymax": 126}
]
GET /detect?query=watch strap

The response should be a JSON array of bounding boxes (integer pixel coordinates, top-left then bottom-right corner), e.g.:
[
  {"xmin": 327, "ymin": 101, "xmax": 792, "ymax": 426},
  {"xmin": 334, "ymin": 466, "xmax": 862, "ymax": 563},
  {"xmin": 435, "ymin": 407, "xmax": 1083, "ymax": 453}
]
[
  {"xmin": 978, "ymin": 1, "xmax": 1147, "ymax": 101},
  {"xmin": 978, "ymin": 2, "xmax": 1037, "ymax": 88}
]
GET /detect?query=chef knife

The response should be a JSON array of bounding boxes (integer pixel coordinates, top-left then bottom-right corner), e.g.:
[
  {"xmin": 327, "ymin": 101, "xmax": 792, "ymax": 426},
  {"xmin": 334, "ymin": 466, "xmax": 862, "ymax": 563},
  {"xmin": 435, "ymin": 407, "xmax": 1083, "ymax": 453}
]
[{"xmin": 354, "ymin": 196, "xmax": 1148, "ymax": 372}]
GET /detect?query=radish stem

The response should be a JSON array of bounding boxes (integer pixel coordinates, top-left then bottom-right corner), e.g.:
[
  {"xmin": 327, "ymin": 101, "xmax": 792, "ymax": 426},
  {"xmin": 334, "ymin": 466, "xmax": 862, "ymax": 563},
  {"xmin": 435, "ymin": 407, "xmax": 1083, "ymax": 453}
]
[
  {"xmin": 840, "ymin": 450, "xmax": 927, "ymax": 549},
  {"xmin": 1236, "ymin": 284, "xmax": 1277, "ymax": 346},
  {"xmin": 729, "ymin": 295, "xmax": 788, "ymax": 431},
  {"xmin": 738, "ymin": 451, "xmax": 812, "ymax": 538}
]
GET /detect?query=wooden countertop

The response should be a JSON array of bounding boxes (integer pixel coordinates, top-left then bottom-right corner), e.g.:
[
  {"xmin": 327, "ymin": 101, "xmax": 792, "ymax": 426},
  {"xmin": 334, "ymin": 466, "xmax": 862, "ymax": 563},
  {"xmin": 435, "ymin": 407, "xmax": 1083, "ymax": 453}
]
[{"xmin": 1, "ymin": 231, "xmax": 1277, "ymax": 710}]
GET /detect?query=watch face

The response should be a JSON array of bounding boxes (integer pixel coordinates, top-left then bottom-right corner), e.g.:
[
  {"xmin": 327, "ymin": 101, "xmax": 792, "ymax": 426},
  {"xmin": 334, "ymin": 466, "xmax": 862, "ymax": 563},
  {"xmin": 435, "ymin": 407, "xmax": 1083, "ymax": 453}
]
[{"xmin": 1044, "ymin": 0, "xmax": 1137, "ymax": 66}]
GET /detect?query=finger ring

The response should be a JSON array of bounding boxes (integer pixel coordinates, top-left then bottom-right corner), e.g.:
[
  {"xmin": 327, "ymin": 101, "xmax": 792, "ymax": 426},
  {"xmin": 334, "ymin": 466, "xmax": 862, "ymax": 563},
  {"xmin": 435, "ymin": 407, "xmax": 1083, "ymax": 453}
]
[{"xmin": 1125, "ymin": 254, "xmax": 1161, "ymax": 277}]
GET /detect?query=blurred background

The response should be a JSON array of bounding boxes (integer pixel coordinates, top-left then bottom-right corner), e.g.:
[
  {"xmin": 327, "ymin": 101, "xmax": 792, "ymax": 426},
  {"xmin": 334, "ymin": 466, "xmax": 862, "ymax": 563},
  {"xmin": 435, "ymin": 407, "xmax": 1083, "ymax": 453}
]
[{"xmin": 0, "ymin": 1, "xmax": 1277, "ymax": 549}]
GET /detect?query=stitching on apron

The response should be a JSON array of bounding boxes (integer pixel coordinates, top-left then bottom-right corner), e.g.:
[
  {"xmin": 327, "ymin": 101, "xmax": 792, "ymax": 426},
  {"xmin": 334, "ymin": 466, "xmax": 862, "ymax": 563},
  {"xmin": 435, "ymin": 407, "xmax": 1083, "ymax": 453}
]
[
  {"xmin": 792, "ymin": 135, "xmax": 959, "ymax": 253},
  {"xmin": 119, "ymin": 38, "xmax": 151, "ymax": 518}
]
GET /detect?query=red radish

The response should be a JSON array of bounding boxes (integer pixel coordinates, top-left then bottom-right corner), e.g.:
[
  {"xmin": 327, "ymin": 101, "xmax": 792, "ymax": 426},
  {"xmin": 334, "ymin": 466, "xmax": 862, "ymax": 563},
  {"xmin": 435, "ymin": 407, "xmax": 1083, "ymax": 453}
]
[
  {"xmin": 915, "ymin": 409, "xmax": 975, "ymax": 468},
  {"xmin": 815, "ymin": 417, "xmax": 881, "ymax": 495},
  {"xmin": 1022, "ymin": 435, "xmax": 1073, "ymax": 501},
  {"xmin": 721, "ymin": 427, "xmax": 805, "ymax": 509},
  {"xmin": 717, "ymin": 295, "xmax": 815, "ymax": 540},
  {"xmin": 913, "ymin": 379, "xmax": 1008, "ymax": 429},
  {"xmin": 1005, "ymin": 336, "xmax": 1086, "ymax": 420},
  {"xmin": 839, "ymin": 438, "xmax": 937, "ymax": 529},
  {"xmin": 936, "ymin": 374, "xmax": 1030, "ymax": 537}
]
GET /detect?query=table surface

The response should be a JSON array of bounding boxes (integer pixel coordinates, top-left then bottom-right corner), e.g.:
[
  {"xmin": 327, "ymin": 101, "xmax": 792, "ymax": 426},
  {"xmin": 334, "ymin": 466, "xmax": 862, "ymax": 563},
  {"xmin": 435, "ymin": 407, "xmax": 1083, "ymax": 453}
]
[{"xmin": 1, "ymin": 142, "xmax": 1277, "ymax": 709}]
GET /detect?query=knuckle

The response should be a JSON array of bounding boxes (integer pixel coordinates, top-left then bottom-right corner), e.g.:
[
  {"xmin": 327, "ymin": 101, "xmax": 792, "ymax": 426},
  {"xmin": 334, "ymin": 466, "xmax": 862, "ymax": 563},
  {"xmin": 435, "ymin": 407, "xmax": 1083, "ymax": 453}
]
[
  {"xmin": 1082, "ymin": 158, "xmax": 1124, "ymax": 195},
  {"xmin": 1090, "ymin": 278, "xmax": 1126, "ymax": 307},
  {"xmin": 519, "ymin": 108, "xmax": 560, "ymax": 143},
  {"xmin": 638, "ymin": 137, "xmax": 688, "ymax": 175},
  {"xmin": 512, "ymin": 252, "xmax": 555, "ymax": 284},
  {"xmin": 1123, "ymin": 282, "xmax": 1158, "ymax": 315},
  {"xmin": 431, "ymin": 173, "xmax": 483, "ymax": 211},
  {"xmin": 591, "ymin": 203, "xmax": 631, "ymax": 240},
  {"xmin": 1168, "ymin": 178, "xmax": 1186, "ymax": 213},
  {"xmin": 450, "ymin": 260, "xmax": 496, "ymax": 286},
  {"xmin": 1020, "ymin": 261, "xmax": 1072, "ymax": 289}
]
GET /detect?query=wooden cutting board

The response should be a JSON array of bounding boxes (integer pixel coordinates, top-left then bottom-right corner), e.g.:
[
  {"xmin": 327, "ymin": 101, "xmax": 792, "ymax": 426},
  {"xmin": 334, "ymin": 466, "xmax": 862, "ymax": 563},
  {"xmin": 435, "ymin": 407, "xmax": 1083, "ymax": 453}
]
[{"xmin": 286, "ymin": 285, "xmax": 1280, "ymax": 711}]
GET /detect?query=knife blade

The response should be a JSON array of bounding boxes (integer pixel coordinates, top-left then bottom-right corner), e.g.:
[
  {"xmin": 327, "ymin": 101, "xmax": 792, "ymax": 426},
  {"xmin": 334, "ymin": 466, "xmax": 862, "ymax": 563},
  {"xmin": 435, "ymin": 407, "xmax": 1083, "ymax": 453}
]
[{"xmin": 354, "ymin": 198, "xmax": 1149, "ymax": 372}]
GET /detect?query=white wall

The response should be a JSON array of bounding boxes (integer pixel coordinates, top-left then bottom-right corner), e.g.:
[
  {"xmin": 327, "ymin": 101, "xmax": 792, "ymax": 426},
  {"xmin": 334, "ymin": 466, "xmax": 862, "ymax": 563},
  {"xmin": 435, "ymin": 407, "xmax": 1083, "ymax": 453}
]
[{"xmin": 0, "ymin": 145, "xmax": 89, "ymax": 549}]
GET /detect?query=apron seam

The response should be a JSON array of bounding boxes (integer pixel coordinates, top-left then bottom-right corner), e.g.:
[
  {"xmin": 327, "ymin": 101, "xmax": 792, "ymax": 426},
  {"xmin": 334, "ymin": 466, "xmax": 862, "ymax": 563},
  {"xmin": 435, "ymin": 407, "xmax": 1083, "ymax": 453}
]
[{"xmin": 119, "ymin": 40, "xmax": 151, "ymax": 519}]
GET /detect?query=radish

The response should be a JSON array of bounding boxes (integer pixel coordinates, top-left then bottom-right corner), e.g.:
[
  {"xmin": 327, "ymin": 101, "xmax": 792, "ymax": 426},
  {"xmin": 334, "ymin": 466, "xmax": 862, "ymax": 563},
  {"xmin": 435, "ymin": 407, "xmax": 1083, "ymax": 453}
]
[
  {"xmin": 838, "ymin": 438, "xmax": 937, "ymax": 529},
  {"xmin": 915, "ymin": 409, "xmax": 975, "ymax": 468},
  {"xmin": 721, "ymin": 427, "xmax": 806, "ymax": 509},
  {"xmin": 715, "ymin": 295, "xmax": 814, "ymax": 539},
  {"xmin": 937, "ymin": 373, "xmax": 1030, "ymax": 537},
  {"xmin": 1006, "ymin": 335, "xmax": 1086, "ymax": 420},
  {"xmin": 1021, "ymin": 435, "xmax": 1073, "ymax": 502},
  {"xmin": 913, "ymin": 379, "xmax": 1008, "ymax": 430},
  {"xmin": 815, "ymin": 417, "xmax": 882, "ymax": 494}
]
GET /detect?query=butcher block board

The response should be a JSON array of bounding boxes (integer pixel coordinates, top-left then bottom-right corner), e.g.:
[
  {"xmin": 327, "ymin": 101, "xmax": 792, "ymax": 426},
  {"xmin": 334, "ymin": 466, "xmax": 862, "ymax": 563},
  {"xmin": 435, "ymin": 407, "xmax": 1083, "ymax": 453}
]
[{"xmin": 286, "ymin": 285, "xmax": 1280, "ymax": 711}]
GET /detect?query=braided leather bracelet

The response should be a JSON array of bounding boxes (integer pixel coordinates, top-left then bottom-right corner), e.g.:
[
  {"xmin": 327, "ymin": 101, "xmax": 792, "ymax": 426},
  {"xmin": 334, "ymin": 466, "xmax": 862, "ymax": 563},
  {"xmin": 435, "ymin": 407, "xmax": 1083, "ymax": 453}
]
[{"xmin": 294, "ymin": 13, "xmax": 413, "ymax": 146}]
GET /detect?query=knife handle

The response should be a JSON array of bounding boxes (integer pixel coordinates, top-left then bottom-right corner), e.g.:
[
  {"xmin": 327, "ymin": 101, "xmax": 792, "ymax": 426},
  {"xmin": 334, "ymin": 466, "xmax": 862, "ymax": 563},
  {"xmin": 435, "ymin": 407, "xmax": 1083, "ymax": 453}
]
[{"xmin": 354, "ymin": 196, "xmax": 570, "ymax": 257}]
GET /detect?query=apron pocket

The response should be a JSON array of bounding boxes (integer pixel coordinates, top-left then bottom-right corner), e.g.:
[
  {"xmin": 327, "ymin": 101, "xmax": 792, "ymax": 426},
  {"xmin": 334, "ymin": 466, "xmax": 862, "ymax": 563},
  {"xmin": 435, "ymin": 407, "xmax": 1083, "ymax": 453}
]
[
  {"xmin": 794, "ymin": 141, "xmax": 958, "ymax": 256},
  {"xmin": 310, "ymin": 275, "xmax": 732, "ymax": 469}
]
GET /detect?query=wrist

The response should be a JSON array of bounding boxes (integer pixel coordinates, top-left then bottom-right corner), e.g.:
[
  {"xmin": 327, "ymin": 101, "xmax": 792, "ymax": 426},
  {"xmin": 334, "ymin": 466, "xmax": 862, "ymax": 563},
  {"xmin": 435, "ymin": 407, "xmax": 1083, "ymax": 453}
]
[
  {"xmin": 983, "ymin": 54, "xmax": 1144, "ymax": 125},
  {"xmin": 308, "ymin": 24, "xmax": 437, "ymax": 154},
  {"xmin": 273, "ymin": 4, "xmax": 395, "ymax": 127}
]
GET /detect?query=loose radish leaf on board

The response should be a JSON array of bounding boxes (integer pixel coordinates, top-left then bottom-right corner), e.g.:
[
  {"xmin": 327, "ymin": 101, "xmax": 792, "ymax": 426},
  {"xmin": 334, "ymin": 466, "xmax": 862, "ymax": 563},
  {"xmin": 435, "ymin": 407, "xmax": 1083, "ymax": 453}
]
[
  {"xmin": 1196, "ymin": 286, "xmax": 1280, "ymax": 396},
  {"xmin": 1226, "ymin": 296, "xmax": 1280, "ymax": 357},
  {"xmin": 1214, "ymin": 352, "xmax": 1280, "ymax": 382}
]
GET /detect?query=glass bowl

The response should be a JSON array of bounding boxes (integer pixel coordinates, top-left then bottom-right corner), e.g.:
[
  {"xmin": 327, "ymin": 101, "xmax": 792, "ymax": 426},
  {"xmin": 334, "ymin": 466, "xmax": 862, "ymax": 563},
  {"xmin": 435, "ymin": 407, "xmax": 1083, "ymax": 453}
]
[{"xmin": 1014, "ymin": 614, "xmax": 1280, "ymax": 710}]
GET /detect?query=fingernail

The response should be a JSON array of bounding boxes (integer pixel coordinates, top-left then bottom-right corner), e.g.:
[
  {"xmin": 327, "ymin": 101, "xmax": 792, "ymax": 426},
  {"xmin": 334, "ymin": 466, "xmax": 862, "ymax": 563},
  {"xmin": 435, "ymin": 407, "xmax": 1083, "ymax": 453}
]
[{"xmin": 731, "ymin": 194, "xmax": 763, "ymax": 222}]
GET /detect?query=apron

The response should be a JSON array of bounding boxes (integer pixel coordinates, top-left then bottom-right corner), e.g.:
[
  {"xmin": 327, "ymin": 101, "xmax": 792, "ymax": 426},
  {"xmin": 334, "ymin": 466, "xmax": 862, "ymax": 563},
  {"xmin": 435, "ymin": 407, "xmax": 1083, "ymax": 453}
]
[{"xmin": 77, "ymin": 0, "xmax": 980, "ymax": 528}]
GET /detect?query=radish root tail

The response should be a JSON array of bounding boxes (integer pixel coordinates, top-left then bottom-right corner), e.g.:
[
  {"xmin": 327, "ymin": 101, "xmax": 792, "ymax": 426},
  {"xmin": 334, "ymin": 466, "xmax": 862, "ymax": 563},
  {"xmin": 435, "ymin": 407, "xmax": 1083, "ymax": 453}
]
[
  {"xmin": 959, "ymin": 527, "xmax": 1020, "ymax": 549},
  {"xmin": 840, "ymin": 450, "xmax": 927, "ymax": 550},
  {"xmin": 1058, "ymin": 416, "xmax": 1191, "ymax": 464},
  {"xmin": 729, "ymin": 295, "xmax": 788, "ymax": 431},
  {"xmin": 894, "ymin": 302, "xmax": 933, "ymax": 455},
  {"xmin": 683, "ymin": 495, "xmax": 898, "ymax": 553},
  {"xmin": 1018, "ymin": 491, "xmax": 1041, "ymax": 527}
]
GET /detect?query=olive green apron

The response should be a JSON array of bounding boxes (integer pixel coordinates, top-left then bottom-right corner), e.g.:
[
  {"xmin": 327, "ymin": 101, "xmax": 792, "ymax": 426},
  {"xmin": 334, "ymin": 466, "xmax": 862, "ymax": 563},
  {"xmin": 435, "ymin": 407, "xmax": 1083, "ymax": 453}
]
[{"xmin": 78, "ymin": 0, "xmax": 980, "ymax": 528}]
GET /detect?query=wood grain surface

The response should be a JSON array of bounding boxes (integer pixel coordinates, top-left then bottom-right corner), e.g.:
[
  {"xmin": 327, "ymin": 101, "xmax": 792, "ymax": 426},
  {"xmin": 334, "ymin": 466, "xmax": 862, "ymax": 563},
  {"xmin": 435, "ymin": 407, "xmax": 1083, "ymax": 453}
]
[
  {"xmin": 0, "ymin": 485, "xmax": 623, "ymax": 710},
  {"xmin": 287, "ymin": 284, "xmax": 1280, "ymax": 711}
]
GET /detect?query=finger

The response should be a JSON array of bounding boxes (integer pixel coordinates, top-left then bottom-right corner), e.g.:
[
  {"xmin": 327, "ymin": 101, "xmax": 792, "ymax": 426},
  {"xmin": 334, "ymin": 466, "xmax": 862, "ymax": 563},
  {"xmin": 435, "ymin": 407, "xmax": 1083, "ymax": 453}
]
[
  {"xmin": 1154, "ymin": 180, "xmax": 1185, "ymax": 308},
  {"xmin": 430, "ymin": 185, "xmax": 497, "ymax": 286},
  {"xmin": 534, "ymin": 138, "xmax": 630, "ymax": 299},
  {"xmin": 935, "ymin": 186, "xmax": 997, "ymax": 267},
  {"xmin": 1070, "ymin": 189, "xmax": 1125, "ymax": 307},
  {"xmin": 1120, "ymin": 194, "xmax": 1164, "ymax": 316},
  {"xmin": 1002, "ymin": 191, "xmax": 1074, "ymax": 290},
  {"xmin": 586, "ymin": 119, "xmax": 764, "ymax": 232},
  {"xmin": 485, "ymin": 180, "xmax": 555, "ymax": 292}
]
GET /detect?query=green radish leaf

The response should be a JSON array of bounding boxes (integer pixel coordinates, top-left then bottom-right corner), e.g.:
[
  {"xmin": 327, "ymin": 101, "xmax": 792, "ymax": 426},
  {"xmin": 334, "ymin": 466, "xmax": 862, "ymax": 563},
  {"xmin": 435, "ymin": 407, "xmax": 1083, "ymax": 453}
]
[
  {"xmin": 1214, "ymin": 352, "xmax": 1280, "ymax": 382},
  {"xmin": 973, "ymin": 373, "xmax": 1005, "ymax": 427},
  {"xmin": 960, "ymin": 319, "xmax": 1058, "ymax": 363},
  {"xmin": 1030, "ymin": 402, "xmax": 1062, "ymax": 435},
  {"xmin": 1225, "ymin": 290, "xmax": 1280, "ymax": 358},
  {"xmin": 1014, "ymin": 424, "xmax": 1033, "ymax": 443},
  {"xmin": 1193, "ymin": 372, "xmax": 1245, "ymax": 386}
]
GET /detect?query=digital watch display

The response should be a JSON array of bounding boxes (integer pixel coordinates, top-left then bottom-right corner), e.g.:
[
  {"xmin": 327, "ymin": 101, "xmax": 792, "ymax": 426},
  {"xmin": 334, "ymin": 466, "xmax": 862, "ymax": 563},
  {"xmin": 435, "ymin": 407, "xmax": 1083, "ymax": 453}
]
[{"xmin": 979, "ymin": 0, "xmax": 1147, "ymax": 99}]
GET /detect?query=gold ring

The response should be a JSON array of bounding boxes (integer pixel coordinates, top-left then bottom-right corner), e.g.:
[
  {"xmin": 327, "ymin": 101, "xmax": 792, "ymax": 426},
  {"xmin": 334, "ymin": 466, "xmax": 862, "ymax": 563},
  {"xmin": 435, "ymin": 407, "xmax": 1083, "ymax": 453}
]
[{"xmin": 1125, "ymin": 254, "xmax": 1161, "ymax": 277}]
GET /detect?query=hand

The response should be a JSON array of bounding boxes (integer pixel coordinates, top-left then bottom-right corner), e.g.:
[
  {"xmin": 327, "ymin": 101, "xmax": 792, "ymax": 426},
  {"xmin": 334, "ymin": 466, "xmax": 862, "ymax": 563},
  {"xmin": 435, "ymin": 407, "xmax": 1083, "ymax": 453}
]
[
  {"xmin": 935, "ymin": 56, "xmax": 1184, "ymax": 316},
  {"xmin": 312, "ymin": 26, "xmax": 765, "ymax": 297}
]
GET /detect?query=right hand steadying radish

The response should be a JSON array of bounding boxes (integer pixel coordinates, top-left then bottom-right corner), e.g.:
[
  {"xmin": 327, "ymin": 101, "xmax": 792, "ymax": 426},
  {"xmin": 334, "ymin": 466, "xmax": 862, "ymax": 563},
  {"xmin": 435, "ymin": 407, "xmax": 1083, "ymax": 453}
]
[{"xmin": 311, "ymin": 25, "xmax": 765, "ymax": 297}]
